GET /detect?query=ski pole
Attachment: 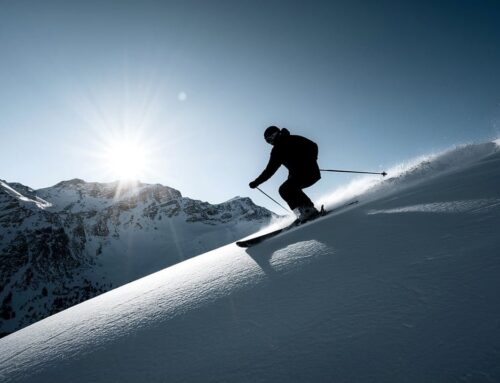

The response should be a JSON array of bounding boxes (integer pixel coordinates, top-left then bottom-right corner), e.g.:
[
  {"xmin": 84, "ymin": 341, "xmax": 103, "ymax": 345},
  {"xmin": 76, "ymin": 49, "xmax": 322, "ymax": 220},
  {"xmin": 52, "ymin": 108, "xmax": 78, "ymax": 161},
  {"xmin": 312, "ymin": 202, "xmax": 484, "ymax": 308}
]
[
  {"xmin": 256, "ymin": 187, "xmax": 291, "ymax": 214},
  {"xmin": 320, "ymin": 169, "xmax": 387, "ymax": 176}
]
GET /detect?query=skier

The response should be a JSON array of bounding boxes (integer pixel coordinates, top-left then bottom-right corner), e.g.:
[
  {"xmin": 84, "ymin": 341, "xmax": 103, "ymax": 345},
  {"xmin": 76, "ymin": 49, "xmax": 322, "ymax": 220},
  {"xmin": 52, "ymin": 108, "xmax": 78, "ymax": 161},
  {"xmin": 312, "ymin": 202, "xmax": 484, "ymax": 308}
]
[{"xmin": 249, "ymin": 126, "xmax": 321, "ymax": 222}]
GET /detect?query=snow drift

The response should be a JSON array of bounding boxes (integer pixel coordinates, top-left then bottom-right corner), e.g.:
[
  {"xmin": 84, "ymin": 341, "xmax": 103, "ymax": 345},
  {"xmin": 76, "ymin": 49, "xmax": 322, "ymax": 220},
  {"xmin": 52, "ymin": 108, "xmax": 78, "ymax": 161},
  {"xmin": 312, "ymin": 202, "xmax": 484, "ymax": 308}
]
[{"xmin": 1, "ymin": 141, "xmax": 500, "ymax": 382}]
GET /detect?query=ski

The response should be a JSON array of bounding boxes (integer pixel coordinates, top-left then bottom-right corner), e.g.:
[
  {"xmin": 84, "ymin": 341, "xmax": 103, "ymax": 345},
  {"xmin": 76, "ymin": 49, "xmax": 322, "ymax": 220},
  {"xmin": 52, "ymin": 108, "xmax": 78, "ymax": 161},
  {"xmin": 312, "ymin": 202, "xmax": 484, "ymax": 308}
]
[{"xmin": 236, "ymin": 200, "xmax": 359, "ymax": 248}]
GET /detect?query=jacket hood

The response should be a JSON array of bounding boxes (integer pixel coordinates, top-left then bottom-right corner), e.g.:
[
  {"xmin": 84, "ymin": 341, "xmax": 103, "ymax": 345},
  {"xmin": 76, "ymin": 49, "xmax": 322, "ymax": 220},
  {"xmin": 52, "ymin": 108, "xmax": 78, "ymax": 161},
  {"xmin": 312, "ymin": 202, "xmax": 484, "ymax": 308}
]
[{"xmin": 280, "ymin": 128, "xmax": 290, "ymax": 137}]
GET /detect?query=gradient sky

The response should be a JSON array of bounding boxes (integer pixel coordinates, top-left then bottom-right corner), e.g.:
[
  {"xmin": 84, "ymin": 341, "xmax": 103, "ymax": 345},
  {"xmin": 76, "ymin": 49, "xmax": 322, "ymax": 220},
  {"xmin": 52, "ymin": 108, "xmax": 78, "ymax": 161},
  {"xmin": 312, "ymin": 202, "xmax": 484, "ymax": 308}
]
[{"xmin": 1, "ymin": 0, "xmax": 499, "ymax": 212}]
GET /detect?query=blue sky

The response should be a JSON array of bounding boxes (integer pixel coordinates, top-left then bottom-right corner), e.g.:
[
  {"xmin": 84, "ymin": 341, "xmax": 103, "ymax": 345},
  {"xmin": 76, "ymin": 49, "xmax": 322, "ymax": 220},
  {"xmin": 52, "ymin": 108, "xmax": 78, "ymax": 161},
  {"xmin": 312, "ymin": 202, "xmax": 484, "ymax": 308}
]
[{"xmin": 1, "ymin": 0, "xmax": 499, "ymax": 212}]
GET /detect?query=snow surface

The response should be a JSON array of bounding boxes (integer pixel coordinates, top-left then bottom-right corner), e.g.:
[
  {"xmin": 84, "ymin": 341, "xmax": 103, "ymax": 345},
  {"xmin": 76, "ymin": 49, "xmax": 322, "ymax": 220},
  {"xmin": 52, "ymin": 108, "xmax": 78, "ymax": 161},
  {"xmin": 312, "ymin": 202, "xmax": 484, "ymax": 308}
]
[{"xmin": 1, "ymin": 141, "xmax": 500, "ymax": 382}]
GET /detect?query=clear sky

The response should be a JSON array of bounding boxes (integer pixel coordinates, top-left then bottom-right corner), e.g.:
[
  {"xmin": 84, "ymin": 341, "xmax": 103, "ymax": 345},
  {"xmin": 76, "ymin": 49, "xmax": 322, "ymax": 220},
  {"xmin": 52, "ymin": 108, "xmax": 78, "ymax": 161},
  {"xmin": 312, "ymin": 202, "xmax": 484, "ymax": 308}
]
[{"xmin": 1, "ymin": 0, "xmax": 499, "ymax": 212}]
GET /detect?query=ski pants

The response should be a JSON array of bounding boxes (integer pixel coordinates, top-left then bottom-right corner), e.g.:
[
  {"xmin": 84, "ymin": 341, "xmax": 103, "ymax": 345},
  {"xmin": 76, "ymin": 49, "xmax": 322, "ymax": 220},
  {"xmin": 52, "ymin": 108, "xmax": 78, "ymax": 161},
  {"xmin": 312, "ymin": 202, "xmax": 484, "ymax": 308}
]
[{"xmin": 279, "ymin": 176, "xmax": 319, "ymax": 211}]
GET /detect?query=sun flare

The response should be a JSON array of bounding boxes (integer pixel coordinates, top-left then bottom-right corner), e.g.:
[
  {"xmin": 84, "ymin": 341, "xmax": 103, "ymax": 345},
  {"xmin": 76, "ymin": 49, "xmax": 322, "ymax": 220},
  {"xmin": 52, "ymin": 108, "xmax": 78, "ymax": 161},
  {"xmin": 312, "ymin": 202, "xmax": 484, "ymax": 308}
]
[{"xmin": 103, "ymin": 139, "xmax": 149, "ymax": 181}]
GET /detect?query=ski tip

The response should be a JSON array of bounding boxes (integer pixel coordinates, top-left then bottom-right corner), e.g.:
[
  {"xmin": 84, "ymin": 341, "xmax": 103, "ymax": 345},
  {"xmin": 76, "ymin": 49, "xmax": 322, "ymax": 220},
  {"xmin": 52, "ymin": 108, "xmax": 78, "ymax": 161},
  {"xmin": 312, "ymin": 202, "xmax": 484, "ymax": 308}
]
[{"xmin": 236, "ymin": 241, "xmax": 250, "ymax": 248}]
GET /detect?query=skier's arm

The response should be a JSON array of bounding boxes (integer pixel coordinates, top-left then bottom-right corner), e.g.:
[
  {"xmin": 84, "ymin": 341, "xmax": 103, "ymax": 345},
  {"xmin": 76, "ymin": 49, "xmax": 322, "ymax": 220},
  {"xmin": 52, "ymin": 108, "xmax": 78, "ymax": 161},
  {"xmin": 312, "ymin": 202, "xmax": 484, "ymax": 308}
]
[{"xmin": 250, "ymin": 152, "xmax": 281, "ymax": 187}]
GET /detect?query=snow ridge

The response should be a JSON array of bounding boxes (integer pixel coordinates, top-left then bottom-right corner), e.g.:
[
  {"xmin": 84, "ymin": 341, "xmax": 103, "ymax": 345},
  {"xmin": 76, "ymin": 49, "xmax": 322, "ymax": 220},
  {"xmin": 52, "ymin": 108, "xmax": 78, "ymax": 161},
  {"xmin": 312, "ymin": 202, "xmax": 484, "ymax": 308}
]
[
  {"xmin": 319, "ymin": 140, "xmax": 500, "ymax": 209},
  {"xmin": 0, "ymin": 180, "xmax": 51, "ymax": 209}
]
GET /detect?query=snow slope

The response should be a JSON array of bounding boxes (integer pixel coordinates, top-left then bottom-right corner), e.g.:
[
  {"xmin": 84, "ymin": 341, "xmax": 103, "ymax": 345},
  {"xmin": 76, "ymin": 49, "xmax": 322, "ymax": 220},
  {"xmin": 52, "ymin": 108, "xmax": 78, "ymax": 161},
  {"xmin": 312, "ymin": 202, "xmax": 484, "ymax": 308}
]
[{"xmin": 1, "ymin": 141, "xmax": 500, "ymax": 382}]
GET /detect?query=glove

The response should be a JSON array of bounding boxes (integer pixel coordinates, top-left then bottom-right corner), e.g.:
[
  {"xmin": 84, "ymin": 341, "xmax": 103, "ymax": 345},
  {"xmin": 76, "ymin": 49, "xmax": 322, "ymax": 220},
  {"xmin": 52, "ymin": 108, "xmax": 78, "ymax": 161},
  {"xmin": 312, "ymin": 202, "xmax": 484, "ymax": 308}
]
[{"xmin": 249, "ymin": 180, "xmax": 259, "ymax": 189}]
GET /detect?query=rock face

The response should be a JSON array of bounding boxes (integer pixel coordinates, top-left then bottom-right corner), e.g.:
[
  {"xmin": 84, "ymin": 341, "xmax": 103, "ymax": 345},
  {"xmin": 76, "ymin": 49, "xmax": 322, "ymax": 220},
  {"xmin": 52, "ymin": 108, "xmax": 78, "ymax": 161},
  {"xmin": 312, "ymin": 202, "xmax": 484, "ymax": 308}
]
[{"xmin": 0, "ymin": 179, "xmax": 276, "ymax": 337}]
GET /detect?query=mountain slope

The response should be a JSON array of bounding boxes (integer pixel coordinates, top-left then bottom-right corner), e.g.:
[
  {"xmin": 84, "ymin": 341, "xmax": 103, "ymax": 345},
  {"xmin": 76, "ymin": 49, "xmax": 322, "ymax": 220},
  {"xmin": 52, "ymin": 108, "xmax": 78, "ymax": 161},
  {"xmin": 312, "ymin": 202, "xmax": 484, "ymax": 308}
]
[
  {"xmin": 1, "ymin": 141, "xmax": 500, "ymax": 382},
  {"xmin": 0, "ymin": 180, "xmax": 275, "ymax": 337}
]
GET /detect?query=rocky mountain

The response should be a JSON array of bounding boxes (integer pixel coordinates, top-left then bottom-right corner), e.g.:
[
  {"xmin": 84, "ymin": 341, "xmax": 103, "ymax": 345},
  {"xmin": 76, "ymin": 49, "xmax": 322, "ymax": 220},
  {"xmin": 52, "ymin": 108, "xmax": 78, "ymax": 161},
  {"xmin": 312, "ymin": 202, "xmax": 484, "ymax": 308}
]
[{"xmin": 0, "ymin": 179, "xmax": 276, "ymax": 337}]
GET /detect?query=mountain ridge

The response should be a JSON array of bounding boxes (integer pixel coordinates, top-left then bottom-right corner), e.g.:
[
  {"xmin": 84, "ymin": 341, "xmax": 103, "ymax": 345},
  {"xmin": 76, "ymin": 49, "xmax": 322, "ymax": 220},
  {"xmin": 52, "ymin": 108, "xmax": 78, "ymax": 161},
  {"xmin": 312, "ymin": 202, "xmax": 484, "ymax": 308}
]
[{"xmin": 0, "ymin": 178, "xmax": 277, "ymax": 337}]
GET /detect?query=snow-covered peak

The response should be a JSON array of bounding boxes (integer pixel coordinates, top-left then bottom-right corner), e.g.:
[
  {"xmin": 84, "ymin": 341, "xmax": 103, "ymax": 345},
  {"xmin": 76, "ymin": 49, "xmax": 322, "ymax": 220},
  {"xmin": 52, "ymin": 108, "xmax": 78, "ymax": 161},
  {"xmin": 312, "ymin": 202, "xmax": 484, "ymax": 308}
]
[
  {"xmin": 37, "ymin": 179, "xmax": 182, "ymax": 213},
  {"xmin": 51, "ymin": 178, "xmax": 181, "ymax": 200},
  {"xmin": 52, "ymin": 178, "xmax": 86, "ymax": 188},
  {"xmin": 0, "ymin": 177, "xmax": 276, "ymax": 338}
]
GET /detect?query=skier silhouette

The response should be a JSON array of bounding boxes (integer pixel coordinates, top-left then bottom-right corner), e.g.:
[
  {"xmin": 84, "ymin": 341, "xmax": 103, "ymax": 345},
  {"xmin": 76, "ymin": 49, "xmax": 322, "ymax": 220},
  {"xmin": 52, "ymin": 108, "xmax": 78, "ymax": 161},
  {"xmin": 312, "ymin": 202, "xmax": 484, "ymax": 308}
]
[{"xmin": 249, "ymin": 126, "xmax": 321, "ymax": 222}]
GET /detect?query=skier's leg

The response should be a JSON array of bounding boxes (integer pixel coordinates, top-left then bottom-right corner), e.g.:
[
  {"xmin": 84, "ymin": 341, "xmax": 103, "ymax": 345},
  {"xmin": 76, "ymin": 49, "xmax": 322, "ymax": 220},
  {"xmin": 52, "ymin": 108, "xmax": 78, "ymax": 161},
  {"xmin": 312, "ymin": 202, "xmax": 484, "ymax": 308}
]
[
  {"xmin": 279, "ymin": 179, "xmax": 314, "ymax": 210},
  {"xmin": 279, "ymin": 179, "xmax": 300, "ymax": 210}
]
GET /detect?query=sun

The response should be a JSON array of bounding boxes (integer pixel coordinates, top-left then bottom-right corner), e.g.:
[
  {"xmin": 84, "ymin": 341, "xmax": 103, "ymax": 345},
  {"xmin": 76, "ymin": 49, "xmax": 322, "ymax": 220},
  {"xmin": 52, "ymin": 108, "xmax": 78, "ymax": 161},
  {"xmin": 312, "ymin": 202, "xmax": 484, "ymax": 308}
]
[{"xmin": 103, "ymin": 139, "xmax": 149, "ymax": 181}]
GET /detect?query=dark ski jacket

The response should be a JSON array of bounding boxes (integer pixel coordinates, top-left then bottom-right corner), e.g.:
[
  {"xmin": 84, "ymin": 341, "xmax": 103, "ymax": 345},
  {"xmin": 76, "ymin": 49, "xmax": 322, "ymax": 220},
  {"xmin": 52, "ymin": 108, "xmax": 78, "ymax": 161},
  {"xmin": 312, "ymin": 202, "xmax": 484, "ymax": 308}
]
[{"xmin": 253, "ymin": 128, "xmax": 321, "ymax": 186}]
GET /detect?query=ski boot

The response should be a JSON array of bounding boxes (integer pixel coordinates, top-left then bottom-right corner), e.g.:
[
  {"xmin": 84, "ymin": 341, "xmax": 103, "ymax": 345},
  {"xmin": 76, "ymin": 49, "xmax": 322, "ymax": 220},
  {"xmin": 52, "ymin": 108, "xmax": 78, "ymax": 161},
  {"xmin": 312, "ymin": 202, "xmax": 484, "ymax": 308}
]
[{"xmin": 293, "ymin": 206, "xmax": 320, "ymax": 224}]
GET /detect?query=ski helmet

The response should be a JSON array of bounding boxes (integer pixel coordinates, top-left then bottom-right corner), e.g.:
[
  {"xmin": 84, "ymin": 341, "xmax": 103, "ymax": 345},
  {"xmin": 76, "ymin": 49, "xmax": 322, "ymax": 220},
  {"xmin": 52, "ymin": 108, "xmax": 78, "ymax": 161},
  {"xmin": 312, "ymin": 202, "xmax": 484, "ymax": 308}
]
[{"xmin": 264, "ymin": 126, "xmax": 280, "ymax": 139}]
